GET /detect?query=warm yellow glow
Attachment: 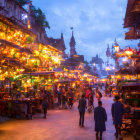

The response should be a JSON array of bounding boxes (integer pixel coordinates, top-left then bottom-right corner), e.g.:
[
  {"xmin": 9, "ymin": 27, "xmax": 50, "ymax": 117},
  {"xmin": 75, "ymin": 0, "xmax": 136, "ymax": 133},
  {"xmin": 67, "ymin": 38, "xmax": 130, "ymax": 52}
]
[
  {"xmin": 28, "ymin": 24, "xmax": 31, "ymax": 29},
  {"xmin": 34, "ymin": 50, "xmax": 39, "ymax": 56},
  {"xmin": 125, "ymin": 50, "xmax": 133, "ymax": 56},
  {"xmin": 31, "ymin": 59, "xmax": 35, "ymax": 63},
  {"xmin": 138, "ymin": 74, "xmax": 140, "ymax": 79},
  {"xmin": 111, "ymin": 75, "xmax": 115, "ymax": 79},
  {"xmin": 20, "ymin": 69, "xmax": 24, "ymax": 72},
  {"xmin": 43, "ymin": 49, "xmax": 47, "ymax": 54},
  {"xmin": 84, "ymin": 74, "xmax": 87, "ymax": 77},
  {"xmin": 116, "ymin": 75, "xmax": 121, "ymax": 79},
  {"xmin": 54, "ymin": 79, "xmax": 59, "ymax": 82},
  {"xmin": 106, "ymin": 66, "xmax": 110, "ymax": 71},
  {"xmin": 27, "ymin": 79, "xmax": 31, "ymax": 84},
  {"xmin": 114, "ymin": 45, "xmax": 120, "ymax": 52},
  {"xmin": 22, "ymin": 57, "xmax": 26, "ymax": 60},
  {"xmin": 53, "ymin": 57, "xmax": 59, "ymax": 63},
  {"xmin": 101, "ymin": 79, "xmax": 107, "ymax": 82},
  {"xmin": 10, "ymin": 49, "xmax": 15, "ymax": 55}
]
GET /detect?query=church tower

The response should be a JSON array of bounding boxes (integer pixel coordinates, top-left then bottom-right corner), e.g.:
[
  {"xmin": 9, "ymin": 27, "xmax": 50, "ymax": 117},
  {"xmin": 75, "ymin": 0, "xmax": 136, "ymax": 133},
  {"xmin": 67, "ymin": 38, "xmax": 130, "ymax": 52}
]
[
  {"xmin": 60, "ymin": 32, "xmax": 66, "ymax": 52},
  {"xmin": 70, "ymin": 31, "xmax": 77, "ymax": 57}
]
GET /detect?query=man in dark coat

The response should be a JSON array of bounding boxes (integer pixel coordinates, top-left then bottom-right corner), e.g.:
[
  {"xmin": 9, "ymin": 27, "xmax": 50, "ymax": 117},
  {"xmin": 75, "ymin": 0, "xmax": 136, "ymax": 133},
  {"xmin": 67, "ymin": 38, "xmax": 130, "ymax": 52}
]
[
  {"xmin": 94, "ymin": 101, "xmax": 107, "ymax": 140},
  {"xmin": 111, "ymin": 96, "xmax": 123, "ymax": 138},
  {"xmin": 42, "ymin": 97, "xmax": 48, "ymax": 119},
  {"xmin": 57, "ymin": 88, "xmax": 62, "ymax": 109},
  {"xmin": 78, "ymin": 94, "xmax": 87, "ymax": 127}
]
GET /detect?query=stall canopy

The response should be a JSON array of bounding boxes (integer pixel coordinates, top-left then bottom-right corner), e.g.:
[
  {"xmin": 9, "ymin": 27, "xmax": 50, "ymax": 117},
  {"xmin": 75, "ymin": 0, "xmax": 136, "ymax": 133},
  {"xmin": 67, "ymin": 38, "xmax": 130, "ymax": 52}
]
[
  {"xmin": 121, "ymin": 81, "xmax": 140, "ymax": 92},
  {"xmin": 115, "ymin": 67, "xmax": 138, "ymax": 75},
  {"xmin": 0, "ymin": 39, "xmax": 33, "ymax": 54},
  {"xmin": 24, "ymin": 71, "xmax": 54, "ymax": 76}
]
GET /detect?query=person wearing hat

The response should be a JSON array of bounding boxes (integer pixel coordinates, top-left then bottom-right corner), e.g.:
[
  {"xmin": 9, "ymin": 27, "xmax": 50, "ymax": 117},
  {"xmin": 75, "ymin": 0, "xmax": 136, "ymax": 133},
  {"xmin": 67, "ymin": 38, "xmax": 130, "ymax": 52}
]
[{"xmin": 111, "ymin": 96, "xmax": 124, "ymax": 138}]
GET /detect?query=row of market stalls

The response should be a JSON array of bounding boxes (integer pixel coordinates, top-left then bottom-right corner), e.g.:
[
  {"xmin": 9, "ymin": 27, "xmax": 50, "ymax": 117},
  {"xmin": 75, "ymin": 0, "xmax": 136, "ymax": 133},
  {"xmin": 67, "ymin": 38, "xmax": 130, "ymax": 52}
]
[
  {"xmin": 120, "ymin": 1, "xmax": 140, "ymax": 138},
  {"xmin": 100, "ymin": 44, "xmax": 140, "ymax": 138},
  {"xmin": 107, "ymin": 45, "xmax": 140, "ymax": 106},
  {"xmin": 0, "ymin": 13, "xmax": 98, "ymax": 118}
]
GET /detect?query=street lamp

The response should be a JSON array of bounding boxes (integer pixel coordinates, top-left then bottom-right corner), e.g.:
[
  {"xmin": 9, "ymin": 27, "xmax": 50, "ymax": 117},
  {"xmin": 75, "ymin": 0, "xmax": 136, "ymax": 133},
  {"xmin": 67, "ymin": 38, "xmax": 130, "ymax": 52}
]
[
  {"xmin": 105, "ymin": 66, "xmax": 110, "ymax": 71},
  {"xmin": 112, "ymin": 66, "xmax": 115, "ymax": 70}
]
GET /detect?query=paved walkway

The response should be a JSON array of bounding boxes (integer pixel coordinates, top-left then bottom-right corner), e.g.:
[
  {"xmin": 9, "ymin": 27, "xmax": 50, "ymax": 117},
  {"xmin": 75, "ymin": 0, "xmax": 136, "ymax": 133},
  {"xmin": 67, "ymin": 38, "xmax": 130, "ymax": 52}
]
[{"xmin": 0, "ymin": 97, "xmax": 133, "ymax": 140}]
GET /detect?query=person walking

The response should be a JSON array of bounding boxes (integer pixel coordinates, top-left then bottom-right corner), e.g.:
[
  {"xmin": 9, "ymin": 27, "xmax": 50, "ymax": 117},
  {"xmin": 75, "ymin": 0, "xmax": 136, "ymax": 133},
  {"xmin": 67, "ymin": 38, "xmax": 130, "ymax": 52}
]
[
  {"xmin": 111, "ymin": 96, "xmax": 124, "ymax": 138},
  {"xmin": 96, "ymin": 90, "xmax": 101, "ymax": 101},
  {"xmin": 85, "ymin": 88, "xmax": 90, "ymax": 106},
  {"xmin": 67, "ymin": 88, "xmax": 74, "ymax": 109},
  {"xmin": 88, "ymin": 92, "xmax": 94, "ymax": 112},
  {"xmin": 94, "ymin": 101, "xmax": 107, "ymax": 140},
  {"xmin": 57, "ymin": 88, "xmax": 62, "ymax": 109},
  {"xmin": 42, "ymin": 97, "xmax": 48, "ymax": 119},
  {"xmin": 78, "ymin": 94, "xmax": 87, "ymax": 127},
  {"xmin": 62, "ymin": 88, "xmax": 67, "ymax": 109}
]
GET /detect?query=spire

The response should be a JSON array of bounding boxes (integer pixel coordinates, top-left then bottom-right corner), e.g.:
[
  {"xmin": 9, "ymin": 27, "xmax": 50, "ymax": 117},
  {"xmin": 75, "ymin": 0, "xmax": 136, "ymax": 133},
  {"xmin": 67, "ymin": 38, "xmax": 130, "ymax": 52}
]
[
  {"xmin": 107, "ymin": 43, "xmax": 109, "ymax": 49},
  {"xmin": 61, "ymin": 32, "xmax": 63, "ymax": 40},
  {"xmin": 114, "ymin": 38, "xmax": 119, "ymax": 46},
  {"xmin": 59, "ymin": 32, "xmax": 66, "ymax": 52},
  {"xmin": 70, "ymin": 30, "xmax": 76, "ymax": 57},
  {"xmin": 106, "ymin": 44, "xmax": 111, "ymax": 57},
  {"xmin": 70, "ymin": 31, "xmax": 76, "ymax": 47},
  {"xmin": 114, "ymin": 38, "xmax": 117, "ymax": 43},
  {"xmin": 112, "ymin": 44, "xmax": 114, "ymax": 49}
]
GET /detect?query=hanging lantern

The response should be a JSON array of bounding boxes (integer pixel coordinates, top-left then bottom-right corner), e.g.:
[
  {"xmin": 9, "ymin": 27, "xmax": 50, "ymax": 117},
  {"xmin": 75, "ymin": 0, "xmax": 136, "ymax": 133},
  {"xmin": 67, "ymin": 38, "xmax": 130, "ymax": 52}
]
[
  {"xmin": 125, "ymin": 47, "xmax": 133, "ymax": 56},
  {"xmin": 114, "ymin": 42, "xmax": 120, "ymax": 52}
]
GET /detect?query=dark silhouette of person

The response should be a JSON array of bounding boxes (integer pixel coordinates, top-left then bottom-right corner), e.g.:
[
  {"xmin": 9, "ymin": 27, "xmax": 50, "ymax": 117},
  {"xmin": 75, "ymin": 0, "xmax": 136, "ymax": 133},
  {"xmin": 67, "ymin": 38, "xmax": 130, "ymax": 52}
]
[
  {"xmin": 111, "ymin": 96, "xmax": 123, "ymax": 138},
  {"xmin": 78, "ymin": 94, "xmax": 87, "ymax": 127},
  {"xmin": 42, "ymin": 97, "xmax": 48, "ymax": 119},
  {"xmin": 94, "ymin": 101, "xmax": 107, "ymax": 140}
]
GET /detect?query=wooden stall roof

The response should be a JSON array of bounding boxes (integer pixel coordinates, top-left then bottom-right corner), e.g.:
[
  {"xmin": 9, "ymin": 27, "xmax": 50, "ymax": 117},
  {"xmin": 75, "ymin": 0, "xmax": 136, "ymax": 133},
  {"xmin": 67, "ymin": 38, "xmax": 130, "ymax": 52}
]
[
  {"xmin": 115, "ymin": 67, "xmax": 137, "ymax": 75},
  {"xmin": 0, "ymin": 56, "xmax": 31, "ymax": 71},
  {"xmin": 0, "ymin": 14, "xmax": 36, "ymax": 37},
  {"xmin": 0, "ymin": 39, "xmax": 33, "ymax": 54},
  {"xmin": 24, "ymin": 71, "xmax": 54, "ymax": 76},
  {"xmin": 122, "ymin": 82, "xmax": 140, "ymax": 87},
  {"xmin": 124, "ymin": 0, "xmax": 137, "ymax": 28},
  {"xmin": 57, "ymin": 79, "xmax": 77, "ymax": 83},
  {"xmin": 47, "ymin": 45, "xmax": 63, "ymax": 54}
]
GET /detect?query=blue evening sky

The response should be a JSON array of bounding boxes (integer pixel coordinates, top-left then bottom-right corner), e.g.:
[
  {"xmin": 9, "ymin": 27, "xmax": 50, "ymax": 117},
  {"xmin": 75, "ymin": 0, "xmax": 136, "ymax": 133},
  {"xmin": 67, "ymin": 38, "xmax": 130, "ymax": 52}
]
[{"xmin": 32, "ymin": 0, "xmax": 139, "ymax": 65}]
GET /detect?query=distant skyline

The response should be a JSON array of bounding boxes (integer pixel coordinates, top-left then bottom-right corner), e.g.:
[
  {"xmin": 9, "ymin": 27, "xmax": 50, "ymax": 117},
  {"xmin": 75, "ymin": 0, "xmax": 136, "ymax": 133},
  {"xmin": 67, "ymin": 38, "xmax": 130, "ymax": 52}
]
[{"xmin": 32, "ymin": 0, "xmax": 139, "ymax": 64}]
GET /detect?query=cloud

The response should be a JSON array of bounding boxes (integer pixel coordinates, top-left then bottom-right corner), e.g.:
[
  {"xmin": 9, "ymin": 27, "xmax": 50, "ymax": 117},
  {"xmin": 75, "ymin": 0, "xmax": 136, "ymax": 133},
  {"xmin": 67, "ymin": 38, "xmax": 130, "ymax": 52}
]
[{"xmin": 33, "ymin": 0, "xmax": 139, "ymax": 66}]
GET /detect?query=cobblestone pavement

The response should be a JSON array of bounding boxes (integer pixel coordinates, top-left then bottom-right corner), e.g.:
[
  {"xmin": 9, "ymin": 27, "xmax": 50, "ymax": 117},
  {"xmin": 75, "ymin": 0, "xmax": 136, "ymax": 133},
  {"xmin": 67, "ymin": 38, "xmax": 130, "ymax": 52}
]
[{"xmin": 0, "ymin": 97, "xmax": 134, "ymax": 140}]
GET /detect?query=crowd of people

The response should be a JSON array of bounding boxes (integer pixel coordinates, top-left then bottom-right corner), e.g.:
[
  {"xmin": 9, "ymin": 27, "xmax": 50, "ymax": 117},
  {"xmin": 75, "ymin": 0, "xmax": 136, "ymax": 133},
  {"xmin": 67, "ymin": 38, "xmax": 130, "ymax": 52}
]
[
  {"xmin": 1, "ymin": 81, "xmax": 129, "ymax": 139},
  {"xmin": 28, "ymin": 83, "xmax": 126, "ymax": 140},
  {"xmin": 27, "ymin": 81, "xmax": 139, "ymax": 140},
  {"xmin": 78, "ymin": 91, "xmax": 124, "ymax": 140}
]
